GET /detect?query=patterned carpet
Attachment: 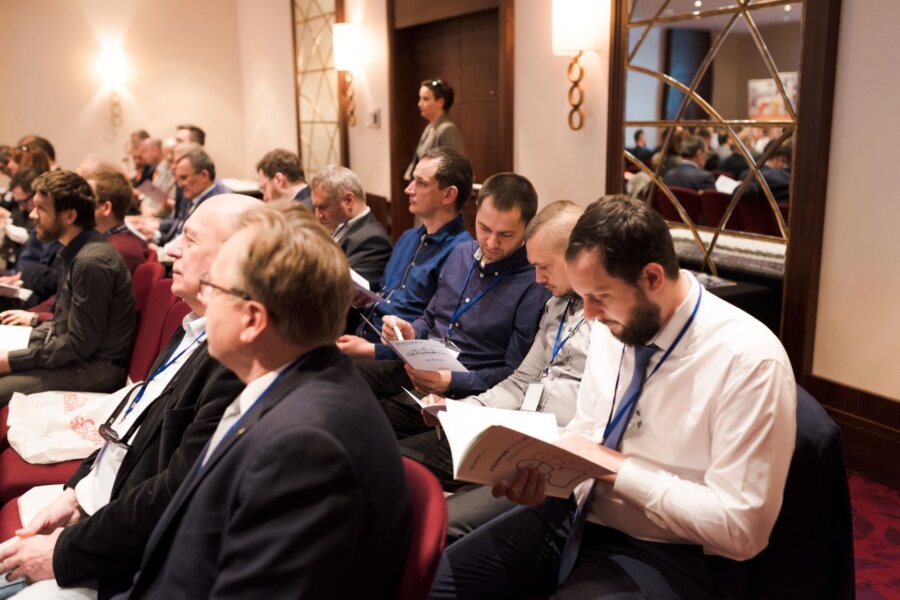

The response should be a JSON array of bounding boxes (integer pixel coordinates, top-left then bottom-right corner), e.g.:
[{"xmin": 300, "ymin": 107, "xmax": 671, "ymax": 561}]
[{"xmin": 851, "ymin": 474, "xmax": 900, "ymax": 599}]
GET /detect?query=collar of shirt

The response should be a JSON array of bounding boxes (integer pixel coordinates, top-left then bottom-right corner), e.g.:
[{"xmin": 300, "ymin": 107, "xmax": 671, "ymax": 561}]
[
  {"xmin": 424, "ymin": 214, "xmax": 466, "ymax": 242},
  {"xmin": 234, "ymin": 358, "xmax": 296, "ymax": 419},
  {"xmin": 472, "ymin": 242, "xmax": 529, "ymax": 276},
  {"xmin": 181, "ymin": 311, "xmax": 207, "ymax": 342},
  {"xmin": 647, "ymin": 270, "xmax": 699, "ymax": 360},
  {"xmin": 191, "ymin": 183, "xmax": 218, "ymax": 207},
  {"xmin": 334, "ymin": 206, "xmax": 371, "ymax": 240},
  {"xmin": 104, "ymin": 224, "xmax": 130, "ymax": 237},
  {"xmin": 60, "ymin": 228, "xmax": 98, "ymax": 265}
]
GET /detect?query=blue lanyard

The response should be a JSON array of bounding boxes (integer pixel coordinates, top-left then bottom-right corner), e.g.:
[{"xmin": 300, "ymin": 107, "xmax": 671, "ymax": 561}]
[
  {"xmin": 602, "ymin": 285, "xmax": 703, "ymax": 441},
  {"xmin": 544, "ymin": 299, "xmax": 585, "ymax": 375},
  {"xmin": 201, "ymin": 354, "xmax": 306, "ymax": 469},
  {"xmin": 447, "ymin": 258, "xmax": 508, "ymax": 340},
  {"xmin": 123, "ymin": 332, "xmax": 206, "ymax": 417}
]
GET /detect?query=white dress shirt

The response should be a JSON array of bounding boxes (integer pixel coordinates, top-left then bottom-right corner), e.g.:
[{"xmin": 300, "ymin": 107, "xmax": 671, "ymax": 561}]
[
  {"xmin": 75, "ymin": 314, "xmax": 207, "ymax": 515},
  {"xmin": 568, "ymin": 271, "xmax": 796, "ymax": 561},
  {"xmin": 332, "ymin": 206, "xmax": 371, "ymax": 242},
  {"xmin": 202, "ymin": 359, "xmax": 293, "ymax": 465}
]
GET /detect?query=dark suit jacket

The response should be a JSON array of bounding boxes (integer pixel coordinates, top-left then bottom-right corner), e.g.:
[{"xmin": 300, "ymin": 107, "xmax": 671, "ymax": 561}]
[
  {"xmin": 54, "ymin": 329, "xmax": 243, "ymax": 600},
  {"xmin": 121, "ymin": 346, "xmax": 411, "ymax": 599},
  {"xmin": 662, "ymin": 163, "xmax": 716, "ymax": 191},
  {"xmin": 740, "ymin": 166, "xmax": 791, "ymax": 203},
  {"xmin": 341, "ymin": 211, "xmax": 393, "ymax": 288},
  {"xmin": 294, "ymin": 184, "xmax": 312, "ymax": 209}
]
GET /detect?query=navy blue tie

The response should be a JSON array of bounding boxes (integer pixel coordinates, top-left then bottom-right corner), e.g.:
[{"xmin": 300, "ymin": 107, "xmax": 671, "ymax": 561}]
[{"xmin": 557, "ymin": 343, "xmax": 657, "ymax": 584}]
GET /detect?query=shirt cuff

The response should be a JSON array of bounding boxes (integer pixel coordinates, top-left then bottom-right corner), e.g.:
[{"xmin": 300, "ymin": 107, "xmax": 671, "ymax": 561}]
[{"xmin": 612, "ymin": 455, "xmax": 661, "ymax": 508}]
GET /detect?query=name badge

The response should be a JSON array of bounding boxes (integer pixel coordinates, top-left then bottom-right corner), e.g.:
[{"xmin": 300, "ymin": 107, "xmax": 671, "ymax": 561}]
[
  {"xmin": 442, "ymin": 338, "xmax": 461, "ymax": 356},
  {"xmin": 521, "ymin": 382, "xmax": 545, "ymax": 412}
]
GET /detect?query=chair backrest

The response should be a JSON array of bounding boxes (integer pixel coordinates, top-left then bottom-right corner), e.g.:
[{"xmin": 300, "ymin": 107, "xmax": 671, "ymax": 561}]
[
  {"xmin": 128, "ymin": 278, "xmax": 177, "ymax": 381},
  {"xmin": 131, "ymin": 261, "xmax": 165, "ymax": 315},
  {"xmin": 398, "ymin": 457, "xmax": 449, "ymax": 600},
  {"xmin": 746, "ymin": 386, "xmax": 855, "ymax": 599},
  {"xmin": 699, "ymin": 190, "xmax": 744, "ymax": 231},
  {"xmin": 159, "ymin": 300, "xmax": 193, "ymax": 355},
  {"xmin": 737, "ymin": 199, "xmax": 781, "ymax": 236},
  {"xmin": 654, "ymin": 186, "xmax": 703, "ymax": 225}
]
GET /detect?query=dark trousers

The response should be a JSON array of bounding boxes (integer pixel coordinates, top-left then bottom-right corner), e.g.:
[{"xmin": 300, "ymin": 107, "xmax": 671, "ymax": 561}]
[
  {"xmin": 0, "ymin": 361, "xmax": 126, "ymax": 406},
  {"xmin": 445, "ymin": 484, "xmax": 517, "ymax": 545},
  {"xmin": 430, "ymin": 498, "xmax": 748, "ymax": 600}
]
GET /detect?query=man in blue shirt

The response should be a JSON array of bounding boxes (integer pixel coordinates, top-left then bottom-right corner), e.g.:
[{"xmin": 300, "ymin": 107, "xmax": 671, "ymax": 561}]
[
  {"xmin": 354, "ymin": 173, "xmax": 550, "ymax": 453},
  {"xmin": 338, "ymin": 147, "xmax": 473, "ymax": 359}
]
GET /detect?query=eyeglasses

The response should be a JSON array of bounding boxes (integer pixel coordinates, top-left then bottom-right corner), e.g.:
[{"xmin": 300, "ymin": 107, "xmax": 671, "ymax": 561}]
[{"xmin": 198, "ymin": 273, "xmax": 252, "ymax": 302}]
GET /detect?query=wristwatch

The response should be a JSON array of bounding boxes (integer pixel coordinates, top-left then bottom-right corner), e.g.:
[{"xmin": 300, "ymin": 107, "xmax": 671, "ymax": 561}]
[{"xmin": 31, "ymin": 313, "xmax": 39, "ymax": 327}]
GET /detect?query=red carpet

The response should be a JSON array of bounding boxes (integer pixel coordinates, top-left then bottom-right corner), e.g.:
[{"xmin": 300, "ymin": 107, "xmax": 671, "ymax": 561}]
[{"xmin": 851, "ymin": 473, "xmax": 900, "ymax": 599}]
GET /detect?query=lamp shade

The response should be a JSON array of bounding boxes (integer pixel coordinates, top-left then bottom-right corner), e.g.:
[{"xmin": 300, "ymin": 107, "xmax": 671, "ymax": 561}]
[
  {"xmin": 332, "ymin": 23, "xmax": 357, "ymax": 71},
  {"xmin": 552, "ymin": 0, "xmax": 603, "ymax": 55}
]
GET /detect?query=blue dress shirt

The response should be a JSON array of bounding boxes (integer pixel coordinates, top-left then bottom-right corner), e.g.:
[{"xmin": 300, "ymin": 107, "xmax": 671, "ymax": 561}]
[
  {"xmin": 408, "ymin": 240, "xmax": 550, "ymax": 397},
  {"xmin": 363, "ymin": 216, "xmax": 472, "ymax": 357}
]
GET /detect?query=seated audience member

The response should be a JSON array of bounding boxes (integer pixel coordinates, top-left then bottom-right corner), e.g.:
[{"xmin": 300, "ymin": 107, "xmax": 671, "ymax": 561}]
[
  {"xmin": 429, "ymin": 195, "xmax": 796, "ymax": 599},
  {"xmin": 117, "ymin": 202, "xmax": 410, "ymax": 598},
  {"xmin": 310, "ymin": 165, "xmax": 392, "ymax": 287},
  {"xmin": 626, "ymin": 129, "xmax": 654, "ymax": 166},
  {"xmin": 88, "ymin": 171, "xmax": 150, "ymax": 272},
  {"xmin": 132, "ymin": 138, "xmax": 173, "ymax": 216},
  {"xmin": 355, "ymin": 173, "xmax": 550, "ymax": 434},
  {"xmin": 719, "ymin": 128, "xmax": 756, "ymax": 179},
  {"xmin": 156, "ymin": 148, "xmax": 228, "ymax": 247},
  {"xmin": 403, "ymin": 200, "xmax": 589, "ymax": 502},
  {"xmin": 256, "ymin": 148, "xmax": 311, "ymax": 207},
  {"xmin": 124, "ymin": 130, "xmax": 150, "ymax": 184},
  {"xmin": 697, "ymin": 128, "xmax": 720, "ymax": 171},
  {"xmin": 337, "ymin": 147, "xmax": 473, "ymax": 359},
  {"xmin": 0, "ymin": 194, "xmax": 257, "ymax": 599},
  {"xmin": 740, "ymin": 140, "xmax": 792, "ymax": 203},
  {"xmin": 174, "ymin": 123, "xmax": 206, "ymax": 146},
  {"xmin": 0, "ymin": 171, "xmax": 135, "ymax": 403},
  {"xmin": 17, "ymin": 136, "xmax": 58, "ymax": 170},
  {"xmin": 6, "ymin": 144, "xmax": 51, "ymax": 177},
  {"xmin": 0, "ymin": 168, "xmax": 42, "ymax": 265},
  {"xmin": 662, "ymin": 135, "xmax": 716, "ymax": 191}
]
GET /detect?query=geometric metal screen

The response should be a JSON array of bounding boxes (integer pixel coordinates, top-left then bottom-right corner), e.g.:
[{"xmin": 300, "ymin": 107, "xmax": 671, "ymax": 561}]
[
  {"xmin": 624, "ymin": 0, "xmax": 802, "ymax": 273},
  {"xmin": 293, "ymin": 0, "xmax": 341, "ymax": 176}
]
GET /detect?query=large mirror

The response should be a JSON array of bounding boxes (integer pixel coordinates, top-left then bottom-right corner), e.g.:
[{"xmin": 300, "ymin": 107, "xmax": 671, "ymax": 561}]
[{"xmin": 621, "ymin": 0, "xmax": 802, "ymax": 276}]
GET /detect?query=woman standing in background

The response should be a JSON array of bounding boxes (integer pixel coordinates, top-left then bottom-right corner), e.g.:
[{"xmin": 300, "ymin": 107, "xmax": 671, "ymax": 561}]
[{"xmin": 404, "ymin": 78, "xmax": 466, "ymax": 180}]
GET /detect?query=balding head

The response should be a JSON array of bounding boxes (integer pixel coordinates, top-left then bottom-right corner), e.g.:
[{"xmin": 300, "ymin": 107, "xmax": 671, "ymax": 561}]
[{"xmin": 168, "ymin": 193, "xmax": 262, "ymax": 312}]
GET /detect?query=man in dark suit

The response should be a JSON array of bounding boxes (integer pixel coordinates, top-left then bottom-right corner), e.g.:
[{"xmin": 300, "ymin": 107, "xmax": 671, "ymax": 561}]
[
  {"xmin": 310, "ymin": 165, "xmax": 392, "ymax": 287},
  {"xmin": 626, "ymin": 129, "xmax": 654, "ymax": 166},
  {"xmin": 156, "ymin": 148, "xmax": 230, "ymax": 247},
  {"xmin": 119, "ymin": 203, "xmax": 410, "ymax": 598},
  {"xmin": 256, "ymin": 148, "xmax": 311, "ymax": 208},
  {"xmin": 663, "ymin": 135, "xmax": 717, "ymax": 191},
  {"xmin": 0, "ymin": 194, "xmax": 260, "ymax": 599},
  {"xmin": 740, "ymin": 140, "xmax": 792, "ymax": 203}
]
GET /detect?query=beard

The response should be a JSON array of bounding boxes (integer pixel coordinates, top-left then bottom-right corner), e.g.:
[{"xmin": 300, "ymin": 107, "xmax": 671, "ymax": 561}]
[
  {"xmin": 607, "ymin": 287, "xmax": 661, "ymax": 346},
  {"xmin": 35, "ymin": 215, "xmax": 65, "ymax": 242}
]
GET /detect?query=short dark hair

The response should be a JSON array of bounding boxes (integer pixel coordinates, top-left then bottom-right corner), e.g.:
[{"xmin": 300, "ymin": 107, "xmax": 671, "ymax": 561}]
[
  {"xmin": 179, "ymin": 148, "xmax": 216, "ymax": 182},
  {"xmin": 90, "ymin": 171, "xmax": 133, "ymax": 221},
  {"xmin": 476, "ymin": 173, "xmax": 538, "ymax": 225},
  {"xmin": 32, "ymin": 170, "xmax": 97, "ymax": 230},
  {"xmin": 634, "ymin": 129, "xmax": 644, "ymax": 143},
  {"xmin": 10, "ymin": 168, "xmax": 42, "ymax": 196},
  {"xmin": 256, "ymin": 149, "xmax": 306, "ymax": 183},
  {"xmin": 764, "ymin": 139, "xmax": 792, "ymax": 162},
  {"xmin": 20, "ymin": 136, "xmax": 56, "ymax": 161},
  {"xmin": 420, "ymin": 78, "xmax": 455, "ymax": 111},
  {"xmin": 177, "ymin": 124, "xmax": 206, "ymax": 146},
  {"xmin": 566, "ymin": 195, "xmax": 679, "ymax": 285},
  {"xmin": 679, "ymin": 135, "xmax": 707, "ymax": 159},
  {"xmin": 419, "ymin": 147, "xmax": 473, "ymax": 212}
]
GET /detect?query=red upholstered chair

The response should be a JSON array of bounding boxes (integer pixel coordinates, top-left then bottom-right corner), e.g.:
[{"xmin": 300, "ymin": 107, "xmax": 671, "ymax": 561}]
[
  {"xmin": 699, "ymin": 190, "xmax": 744, "ymax": 231},
  {"xmin": 0, "ymin": 496, "xmax": 22, "ymax": 540},
  {"xmin": 0, "ymin": 448, "xmax": 80, "ymax": 504},
  {"xmin": 129, "ymin": 279, "xmax": 177, "ymax": 382},
  {"xmin": 0, "ymin": 405, "xmax": 9, "ymax": 449},
  {"xmin": 738, "ymin": 199, "xmax": 782, "ymax": 236},
  {"xmin": 131, "ymin": 261, "xmax": 165, "ymax": 316},
  {"xmin": 653, "ymin": 186, "xmax": 704, "ymax": 225},
  {"xmin": 159, "ymin": 301, "xmax": 193, "ymax": 355},
  {"xmin": 398, "ymin": 457, "xmax": 449, "ymax": 600}
]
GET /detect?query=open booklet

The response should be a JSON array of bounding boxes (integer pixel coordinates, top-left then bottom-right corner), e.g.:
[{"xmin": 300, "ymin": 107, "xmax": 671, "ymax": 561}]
[
  {"xmin": 0, "ymin": 325, "xmax": 32, "ymax": 352},
  {"xmin": 437, "ymin": 402, "xmax": 616, "ymax": 498},
  {"xmin": 0, "ymin": 283, "xmax": 33, "ymax": 303},
  {"xmin": 350, "ymin": 268, "xmax": 381, "ymax": 308},
  {"xmin": 359, "ymin": 314, "xmax": 469, "ymax": 372}
]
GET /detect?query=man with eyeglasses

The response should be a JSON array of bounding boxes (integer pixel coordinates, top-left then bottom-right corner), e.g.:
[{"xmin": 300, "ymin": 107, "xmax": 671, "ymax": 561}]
[{"xmin": 0, "ymin": 194, "xmax": 258, "ymax": 600}]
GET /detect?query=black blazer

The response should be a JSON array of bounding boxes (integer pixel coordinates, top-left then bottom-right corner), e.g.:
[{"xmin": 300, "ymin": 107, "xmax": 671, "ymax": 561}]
[
  {"xmin": 740, "ymin": 166, "xmax": 791, "ymax": 203},
  {"xmin": 120, "ymin": 346, "xmax": 411, "ymax": 599},
  {"xmin": 340, "ymin": 211, "xmax": 393, "ymax": 288},
  {"xmin": 54, "ymin": 329, "xmax": 243, "ymax": 600},
  {"xmin": 662, "ymin": 163, "xmax": 716, "ymax": 191}
]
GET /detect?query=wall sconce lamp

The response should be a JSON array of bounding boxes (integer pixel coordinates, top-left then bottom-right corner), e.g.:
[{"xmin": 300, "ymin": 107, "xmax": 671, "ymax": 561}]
[
  {"xmin": 332, "ymin": 23, "xmax": 358, "ymax": 128},
  {"xmin": 552, "ymin": 0, "xmax": 603, "ymax": 131},
  {"xmin": 95, "ymin": 46, "xmax": 129, "ymax": 136}
]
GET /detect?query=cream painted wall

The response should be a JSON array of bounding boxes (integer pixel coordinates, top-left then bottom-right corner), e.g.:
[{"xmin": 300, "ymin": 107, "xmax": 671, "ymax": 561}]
[
  {"xmin": 0, "ymin": 0, "xmax": 297, "ymax": 180},
  {"xmin": 514, "ymin": 1, "xmax": 610, "ymax": 207},
  {"xmin": 812, "ymin": 0, "xmax": 900, "ymax": 401},
  {"xmin": 344, "ymin": 0, "xmax": 392, "ymax": 197}
]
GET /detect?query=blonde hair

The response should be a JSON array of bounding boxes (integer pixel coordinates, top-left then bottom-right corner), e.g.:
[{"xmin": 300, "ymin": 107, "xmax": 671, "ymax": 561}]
[{"xmin": 233, "ymin": 202, "xmax": 351, "ymax": 346}]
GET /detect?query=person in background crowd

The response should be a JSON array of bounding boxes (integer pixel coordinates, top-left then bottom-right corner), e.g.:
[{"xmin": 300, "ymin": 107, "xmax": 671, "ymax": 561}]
[
  {"xmin": 404, "ymin": 78, "xmax": 467, "ymax": 181},
  {"xmin": 662, "ymin": 135, "xmax": 716, "ymax": 191},
  {"xmin": 255, "ymin": 148, "xmax": 311, "ymax": 207}
]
